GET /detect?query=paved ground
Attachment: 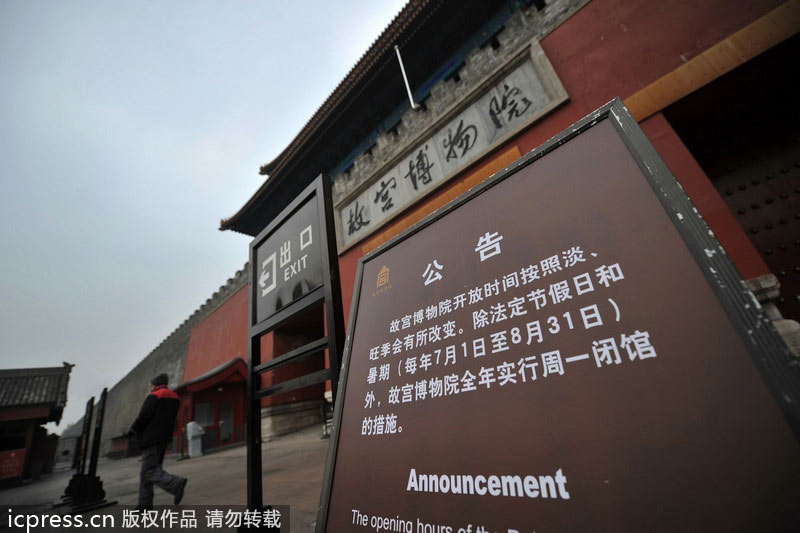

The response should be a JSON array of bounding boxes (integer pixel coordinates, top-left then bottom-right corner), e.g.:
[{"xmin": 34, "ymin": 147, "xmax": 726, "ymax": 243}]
[{"xmin": 0, "ymin": 424, "xmax": 330, "ymax": 532}]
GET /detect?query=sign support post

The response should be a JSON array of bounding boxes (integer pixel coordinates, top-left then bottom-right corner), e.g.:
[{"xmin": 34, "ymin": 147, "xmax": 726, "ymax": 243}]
[
  {"xmin": 245, "ymin": 174, "xmax": 345, "ymax": 513},
  {"xmin": 57, "ymin": 390, "xmax": 117, "ymax": 512},
  {"xmin": 60, "ymin": 397, "xmax": 93, "ymax": 504}
]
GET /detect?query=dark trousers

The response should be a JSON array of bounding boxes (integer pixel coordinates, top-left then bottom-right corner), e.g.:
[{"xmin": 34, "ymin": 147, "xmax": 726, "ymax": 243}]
[{"xmin": 138, "ymin": 443, "xmax": 184, "ymax": 508}]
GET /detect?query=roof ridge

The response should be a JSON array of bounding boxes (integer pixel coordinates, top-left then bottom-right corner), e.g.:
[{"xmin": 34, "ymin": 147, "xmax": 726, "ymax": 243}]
[
  {"xmin": 0, "ymin": 364, "xmax": 73, "ymax": 376},
  {"xmin": 262, "ymin": 0, "xmax": 425, "ymax": 177}
]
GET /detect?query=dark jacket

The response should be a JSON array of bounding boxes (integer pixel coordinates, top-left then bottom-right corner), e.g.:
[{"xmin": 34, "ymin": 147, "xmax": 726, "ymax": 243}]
[{"xmin": 131, "ymin": 386, "xmax": 180, "ymax": 449}]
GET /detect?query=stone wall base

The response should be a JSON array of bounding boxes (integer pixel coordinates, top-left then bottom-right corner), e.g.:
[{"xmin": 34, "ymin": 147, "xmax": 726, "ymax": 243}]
[
  {"xmin": 260, "ymin": 400, "xmax": 324, "ymax": 440},
  {"xmin": 746, "ymin": 274, "xmax": 800, "ymax": 358}
]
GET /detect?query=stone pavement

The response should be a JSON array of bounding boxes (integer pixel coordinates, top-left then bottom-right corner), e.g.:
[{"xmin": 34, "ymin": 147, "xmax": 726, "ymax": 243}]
[{"xmin": 0, "ymin": 424, "xmax": 330, "ymax": 532}]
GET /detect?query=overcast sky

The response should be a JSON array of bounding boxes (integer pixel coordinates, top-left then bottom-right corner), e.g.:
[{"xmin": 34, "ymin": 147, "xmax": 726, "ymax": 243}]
[{"xmin": 0, "ymin": 0, "xmax": 407, "ymax": 432}]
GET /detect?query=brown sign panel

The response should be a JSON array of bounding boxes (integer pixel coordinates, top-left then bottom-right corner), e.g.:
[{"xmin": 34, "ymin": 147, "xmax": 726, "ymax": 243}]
[{"xmin": 317, "ymin": 100, "xmax": 800, "ymax": 532}]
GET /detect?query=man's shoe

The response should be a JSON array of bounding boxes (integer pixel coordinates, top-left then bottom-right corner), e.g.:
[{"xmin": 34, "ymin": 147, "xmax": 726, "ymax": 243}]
[{"xmin": 174, "ymin": 478, "xmax": 187, "ymax": 505}]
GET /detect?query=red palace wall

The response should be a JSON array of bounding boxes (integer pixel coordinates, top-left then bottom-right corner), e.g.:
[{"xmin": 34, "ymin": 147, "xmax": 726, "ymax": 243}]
[
  {"xmin": 183, "ymin": 286, "xmax": 249, "ymax": 382},
  {"xmin": 532, "ymin": 0, "xmax": 783, "ymax": 125},
  {"xmin": 184, "ymin": 284, "xmax": 324, "ymax": 407}
]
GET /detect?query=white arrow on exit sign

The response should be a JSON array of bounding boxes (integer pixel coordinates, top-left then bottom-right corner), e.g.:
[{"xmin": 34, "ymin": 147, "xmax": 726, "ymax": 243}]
[{"xmin": 260, "ymin": 252, "xmax": 276, "ymax": 297}]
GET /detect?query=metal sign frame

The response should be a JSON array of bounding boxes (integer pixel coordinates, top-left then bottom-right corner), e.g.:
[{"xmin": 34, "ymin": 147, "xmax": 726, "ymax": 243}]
[
  {"xmin": 63, "ymin": 397, "xmax": 93, "ymax": 500},
  {"xmin": 60, "ymin": 390, "xmax": 115, "ymax": 512},
  {"xmin": 315, "ymin": 98, "xmax": 800, "ymax": 531},
  {"xmin": 76, "ymin": 397, "xmax": 94, "ymax": 475},
  {"xmin": 87, "ymin": 388, "xmax": 107, "ymax": 478},
  {"xmin": 246, "ymin": 174, "xmax": 346, "ymax": 510}
]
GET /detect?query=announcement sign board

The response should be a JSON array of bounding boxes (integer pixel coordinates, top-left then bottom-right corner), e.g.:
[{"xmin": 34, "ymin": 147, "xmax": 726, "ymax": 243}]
[
  {"xmin": 317, "ymin": 100, "xmax": 800, "ymax": 531},
  {"xmin": 254, "ymin": 195, "xmax": 323, "ymax": 324}
]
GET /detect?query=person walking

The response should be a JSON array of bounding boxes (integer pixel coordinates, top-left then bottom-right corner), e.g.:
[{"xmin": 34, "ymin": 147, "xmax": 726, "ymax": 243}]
[{"xmin": 129, "ymin": 373, "xmax": 187, "ymax": 509}]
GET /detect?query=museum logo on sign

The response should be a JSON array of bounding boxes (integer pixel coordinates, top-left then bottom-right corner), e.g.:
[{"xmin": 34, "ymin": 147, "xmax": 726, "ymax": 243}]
[{"xmin": 372, "ymin": 265, "xmax": 392, "ymax": 298}]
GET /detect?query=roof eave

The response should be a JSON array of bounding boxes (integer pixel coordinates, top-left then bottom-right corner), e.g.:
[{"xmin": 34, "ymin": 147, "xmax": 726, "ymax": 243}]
[{"xmin": 220, "ymin": 0, "xmax": 431, "ymax": 234}]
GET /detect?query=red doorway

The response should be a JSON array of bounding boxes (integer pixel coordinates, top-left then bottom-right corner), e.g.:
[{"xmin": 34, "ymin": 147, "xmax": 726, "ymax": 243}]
[{"xmin": 174, "ymin": 358, "xmax": 247, "ymax": 455}]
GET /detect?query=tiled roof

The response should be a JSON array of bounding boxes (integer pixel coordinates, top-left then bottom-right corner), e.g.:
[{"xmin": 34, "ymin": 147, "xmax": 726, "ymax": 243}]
[
  {"xmin": 176, "ymin": 357, "xmax": 246, "ymax": 392},
  {"xmin": 0, "ymin": 363, "xmax": 73, "ymax": 423}
]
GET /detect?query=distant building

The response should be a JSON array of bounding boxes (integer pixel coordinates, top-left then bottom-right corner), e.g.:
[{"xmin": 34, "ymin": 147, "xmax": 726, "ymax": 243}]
[{"xmin": 0, "ymin": 363, "xmax": 72, "ymax": 482}]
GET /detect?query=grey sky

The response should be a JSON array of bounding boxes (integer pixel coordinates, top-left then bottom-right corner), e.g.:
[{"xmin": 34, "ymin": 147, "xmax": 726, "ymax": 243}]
[{"xmin": 0, "ymin": 0, "xmax": 407, "ymax": 431}]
